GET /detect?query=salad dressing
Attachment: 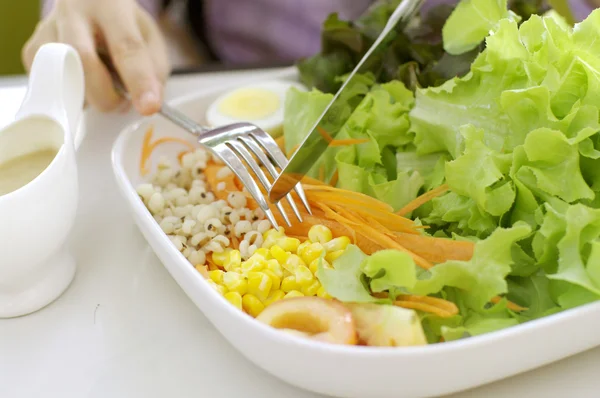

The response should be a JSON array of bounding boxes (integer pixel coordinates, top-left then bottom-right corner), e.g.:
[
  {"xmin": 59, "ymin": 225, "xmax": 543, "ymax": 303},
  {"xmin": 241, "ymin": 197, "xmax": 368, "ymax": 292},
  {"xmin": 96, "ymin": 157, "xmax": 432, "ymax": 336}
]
[{"xmin": 0, "ymin": 149, "xmax": 57, "ymax": 196}]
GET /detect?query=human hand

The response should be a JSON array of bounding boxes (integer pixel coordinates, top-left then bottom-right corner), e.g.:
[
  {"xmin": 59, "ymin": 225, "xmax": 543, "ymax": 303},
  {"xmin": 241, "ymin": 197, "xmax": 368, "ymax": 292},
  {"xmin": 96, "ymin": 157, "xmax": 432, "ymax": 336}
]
[{"xmin": 22, "ymin": 0, "xmax": 170, "ymax": 115}]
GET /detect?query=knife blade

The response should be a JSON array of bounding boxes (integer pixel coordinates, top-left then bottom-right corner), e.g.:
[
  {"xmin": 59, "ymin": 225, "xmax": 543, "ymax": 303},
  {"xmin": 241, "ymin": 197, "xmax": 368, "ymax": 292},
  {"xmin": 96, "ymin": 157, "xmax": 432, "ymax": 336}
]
[{"xmin": 269, "ymin": 0, "xmax": 424, "ymax": 203}]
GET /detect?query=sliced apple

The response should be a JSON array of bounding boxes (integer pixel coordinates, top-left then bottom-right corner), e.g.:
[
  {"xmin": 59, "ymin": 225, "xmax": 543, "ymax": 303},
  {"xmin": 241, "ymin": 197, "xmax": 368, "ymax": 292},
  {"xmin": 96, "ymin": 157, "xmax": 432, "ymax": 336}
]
[
  {"xmin": 256, "ymin": 297, "xmax": 357, "ymax": 345},
  {"xmin": 346, "ymin": 303, "xmax": 427, "ymax": 347}
]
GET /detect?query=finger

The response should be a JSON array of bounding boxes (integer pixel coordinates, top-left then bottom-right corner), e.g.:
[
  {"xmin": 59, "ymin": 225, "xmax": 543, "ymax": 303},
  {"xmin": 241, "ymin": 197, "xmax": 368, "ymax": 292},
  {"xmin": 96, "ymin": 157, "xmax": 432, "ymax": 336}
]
[
  {"xmin": 57, "ymin": 15, "xmax": 126, "ymax": 112},
  {"xmin": 137, "ymin": 8, "xmax": 171, "ymax": 84},
  {"xmin": 97, "ymin": 6, "xmax": 161, "ymax": 115},
  {"xmin": 22, "ymin": 20, "xmax": 57, "ymax": 72}
]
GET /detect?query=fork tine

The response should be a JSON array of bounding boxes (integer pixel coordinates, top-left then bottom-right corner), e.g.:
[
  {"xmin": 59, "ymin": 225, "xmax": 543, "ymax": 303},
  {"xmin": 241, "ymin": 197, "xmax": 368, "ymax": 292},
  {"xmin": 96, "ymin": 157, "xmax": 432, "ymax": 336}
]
[
  {"xmin": 240, "ymin": 137, "xmax": 304, "ymax": 223},
  {"xmin": 228, "ymin": 140, "xmax": 292, "ymax": 227},
  {"xmin": 210, "ymin": 144, "xmax": 279, "ymax": 229},
  {"xmin": 248, "ymin": 130, "xmax": 312, "ymax": 215}
]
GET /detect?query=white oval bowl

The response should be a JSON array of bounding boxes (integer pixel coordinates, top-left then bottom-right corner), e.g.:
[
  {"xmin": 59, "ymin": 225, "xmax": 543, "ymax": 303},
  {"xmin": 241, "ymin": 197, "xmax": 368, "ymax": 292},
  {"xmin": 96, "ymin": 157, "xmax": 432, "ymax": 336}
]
[{"xmin": 111, "ymin": 67, "xmax": 600, "ymax": 398}]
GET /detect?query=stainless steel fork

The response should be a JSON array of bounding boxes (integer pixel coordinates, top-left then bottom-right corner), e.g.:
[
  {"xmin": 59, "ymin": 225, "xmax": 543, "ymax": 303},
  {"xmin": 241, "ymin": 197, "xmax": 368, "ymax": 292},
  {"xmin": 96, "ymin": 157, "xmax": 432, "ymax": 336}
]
[
  {"xmin": 102, "ymin": 55, "xmax": 311, "ymax": 228},
  {"xmin": 160, "ymin": 114, "xmax": 312, "ymax": 229}
]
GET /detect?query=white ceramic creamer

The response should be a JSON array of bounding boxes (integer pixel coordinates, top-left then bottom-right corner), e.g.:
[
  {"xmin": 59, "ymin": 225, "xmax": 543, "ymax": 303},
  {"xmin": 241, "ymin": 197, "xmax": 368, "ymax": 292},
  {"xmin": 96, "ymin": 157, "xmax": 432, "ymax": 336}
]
[{"xmin": 0, "ymin": 43, "xmax": 85, "ymax": 318}]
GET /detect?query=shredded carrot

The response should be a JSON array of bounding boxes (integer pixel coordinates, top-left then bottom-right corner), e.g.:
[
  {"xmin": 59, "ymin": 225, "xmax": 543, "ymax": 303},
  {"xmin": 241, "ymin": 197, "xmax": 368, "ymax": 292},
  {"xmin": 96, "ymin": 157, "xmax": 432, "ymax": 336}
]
[
  {"xmin": 317, "ymin": 126, "xmax": 335, "ymax": 143},
  {"xmin": 206, "ymin": 254, "xmax": 219, "ymax": 271},
  {"xmin": 304, "ymin": 185, "xmax": 394, "ymax": 213},
  {"xmin": 396, "ymin": 295, "xmax": 459, "ymax": 316},
  {"xmin": 374, "ymin": 292, "xmax": 459, "ymax": 318},
  {"xmin": 329, "ymin": 170, "xmax": 339, "ymax": 187},
  {"xmin": 331, "ymin": 205, "xmax": 433, "ymax": 269},
  {"xmin": 392, "ymin": 232, "xmax": 474, "ymax": 263},
  {"xmin": 317, "ymin": 126, "xmax": 370, "ymax": 147},
  {"xmin": 312, "ymin": 202, "xmax": 359, "ymax": 243},
  {"xmin": 300, "ymin": 175, "xmax": 328, "ymax": 186},
  {"xmin": 140, "ymin": 126, "xmax": 155, "ymax": 176},
  {"xmin": 275, "ymin": 135, "xmax": 285, "ymax": 151},
  {"xmin": 328, "ymin": 138, "xmax": 370, "ymax": 147},
  {"xmin": 139, "ymin": 126, "xmax": 196, "ymax": 176},
  {"xmin": 397, "ymin": 184, "xmax": 450, "ymax": 216},
  {"xmin": 394, "ymin": 300, "xmax": 456, "ymax": 318},
  {"xmin": 491, "ymin": 296, "xmax": 528, "ymax": 312}
]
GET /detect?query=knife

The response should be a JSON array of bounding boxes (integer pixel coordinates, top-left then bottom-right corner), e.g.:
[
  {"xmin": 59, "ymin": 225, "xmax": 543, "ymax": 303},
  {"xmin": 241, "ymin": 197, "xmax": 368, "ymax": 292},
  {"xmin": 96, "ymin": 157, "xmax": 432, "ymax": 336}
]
[{"xmin": 269, "ymin": 0, "xmax": 424, "ymax": 203}]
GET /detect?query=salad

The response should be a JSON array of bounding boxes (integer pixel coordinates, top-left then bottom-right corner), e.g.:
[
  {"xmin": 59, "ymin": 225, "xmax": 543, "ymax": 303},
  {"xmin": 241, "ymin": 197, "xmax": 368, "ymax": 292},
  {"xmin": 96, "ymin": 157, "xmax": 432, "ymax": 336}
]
[{"xmin": 138, "ymin": 0, "xmax": 600, "ymax": 346}]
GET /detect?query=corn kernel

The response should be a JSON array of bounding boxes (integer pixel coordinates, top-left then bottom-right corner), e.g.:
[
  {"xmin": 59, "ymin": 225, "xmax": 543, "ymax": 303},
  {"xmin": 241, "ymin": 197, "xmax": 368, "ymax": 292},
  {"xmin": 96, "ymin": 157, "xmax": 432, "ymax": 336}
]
[
  {"xmin": 294, "ymin": 265, "xmax": 314, "ymax": 287},
  {"xmin": 324, "ymin": 236, "xmax": 351, "ymax": 253},
  {"xmin": 241, "ymin": 258, "xmax": 266, "ymax": 273},
  {"xmin": 247, "ymin": 272, "xmax": 272, "ymax": 301},
  {"xmin": 212, "ymin": 249, "xmax": 230, "ymax": 267},
  {"xmin": 262, "ymin": 269, "xmax": 281, "ymax": 291},
  {"xmin": 284, "ymin": 290, "xmax": 304, "ymax": 299},
  {"xmin": 222, "ymin": 272, "xmax": 248, "ymax": 295},
  {"xmin": 224, "ymin": 291, "xmax": 243, "ymax": 310},
  {"xmin": 252, "ymin": 248, "xmax": 270, "ymax": 259},
  {"xmin": 282, "ymin": 254, "xmax": 305, "ymax": 273},
  {"xmin": 224, "ymin": 250, "xmax": 242, "ymax": 271},
  {"xmin": 325, "ymin": 250, "xmax": 345, "ymax": 263},
  {"xmin": 262, "ymin": 228, "xmax": 285, "ymax": 249},
  {"xmin": 266, "ymin": 259, "xmax": 284, "ymax": 279},
  {"xmin": 263, "ymin": 290, "xmax": 285, "ymax": 306},
  {"xmin": 296, "ymin": 240, "xmax": 310, "ymax": 255},
  {"xmin": 207, "ymin": 279, "xmax": 227, "ymax": 295},
  {"xmin": 208, "ymin": 270, "xmax": 224, "ymax": 284},
  {"xmin": 317, "ymin": 286, "xmax": 332, "ymax": 299},
  {"xmin": 195, "ymin": 264, "xmax": 209, "ymax": 278},
  {"xmin": 299, "ymin": 242, "xmax": 325, "ymax": 264},
  {"xmin": 281, "ymin": 275, "xmax": 299, "ymax": 292},
  {"xmin": 276, "ymin": 237, "xmax": 301, "ymax": 253},
  {"xmin": 242, "ymin": 294, "xmax": 265, "ymax": 317},
  {"xmin": 308, "ymin": 258, "xmax": 330, "ymax": 274},
  {"xmin": 270, "ymin": 245, "xmax": 290, "ymax": 264},
  {"xmin": 308, "ymin": 225, "xmax": 333, "ymax": 244},
  {"xmin": 302, "ymin": 280, "xmax": 321, "ymax": 296}
]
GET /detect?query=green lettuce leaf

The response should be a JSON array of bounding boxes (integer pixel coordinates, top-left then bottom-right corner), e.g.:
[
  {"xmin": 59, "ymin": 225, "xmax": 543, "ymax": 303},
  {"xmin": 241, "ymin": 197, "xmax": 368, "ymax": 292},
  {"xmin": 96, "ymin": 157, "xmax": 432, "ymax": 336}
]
[
  {"xmin": 423, "ymin": 192, "xmax": 499, "ymax": 238},
  {"xmin": 507, "ymin": 275, "xmax": 560, "ymax": 319},
  {"xmin": 315, "ymin": 245, "xmax": 377, "ymax": 303},
  {"xmin": 283, "ymin": 87, "xmax": 332, "ymax": 155},
  {"xmin": 441, "ymin": 313, "xmax": 519, "ymax": 341},
  {"xmin": 411, "ymin": 222, "xmax": 532, "ymax": 309},
  {"xmin": 512, "ymin": 128, "xmax": 594, "ymax": 203},
  {"xmin": 445, "ymin": 125, "xmax": 515, "ymax": 216},
  {"xmin": 443, "ymin": 0, "xmax": 517, "ymax": 55},
  {"xmin": 361, "ymin": 250, "xmax": 418, "ymax": 293},
  {"xmin": 546, "ymin": 204, "xmax": 600, "ymax": 296}
]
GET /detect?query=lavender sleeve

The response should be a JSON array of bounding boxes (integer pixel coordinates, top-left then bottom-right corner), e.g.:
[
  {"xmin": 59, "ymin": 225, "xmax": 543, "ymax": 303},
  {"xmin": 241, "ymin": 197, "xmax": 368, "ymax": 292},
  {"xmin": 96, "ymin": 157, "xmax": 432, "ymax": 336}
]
[
  {"xmin": 41, "ymin": 0, "xmax": 162, "ymax": 18},
  {"xmin": 203, "ymin": 0, "xmax": 598, "ymax": 64}
]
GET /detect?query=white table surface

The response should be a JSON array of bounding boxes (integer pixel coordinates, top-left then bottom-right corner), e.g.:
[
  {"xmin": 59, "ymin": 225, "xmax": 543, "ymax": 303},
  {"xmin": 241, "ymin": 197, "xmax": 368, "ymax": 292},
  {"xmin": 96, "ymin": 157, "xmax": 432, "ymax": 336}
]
[{"xmin": 0, "ymin": 70, "xmax": 599, "ymax": 398}]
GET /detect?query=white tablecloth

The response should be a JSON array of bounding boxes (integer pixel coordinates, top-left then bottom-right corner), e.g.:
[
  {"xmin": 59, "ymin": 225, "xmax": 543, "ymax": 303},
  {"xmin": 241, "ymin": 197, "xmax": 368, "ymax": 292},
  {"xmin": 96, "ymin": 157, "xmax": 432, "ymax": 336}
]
[{"xmin": 0, "ymin": 70, "xmax": 599, "ymax": 398}]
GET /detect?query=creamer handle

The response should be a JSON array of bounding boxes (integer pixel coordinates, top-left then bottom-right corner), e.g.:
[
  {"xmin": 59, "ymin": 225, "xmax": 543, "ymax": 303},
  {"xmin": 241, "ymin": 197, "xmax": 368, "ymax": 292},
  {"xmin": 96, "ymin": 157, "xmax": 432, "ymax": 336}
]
[{"xmin": 16, "ymin": 43, "xmax": 86, "ymax": 150}]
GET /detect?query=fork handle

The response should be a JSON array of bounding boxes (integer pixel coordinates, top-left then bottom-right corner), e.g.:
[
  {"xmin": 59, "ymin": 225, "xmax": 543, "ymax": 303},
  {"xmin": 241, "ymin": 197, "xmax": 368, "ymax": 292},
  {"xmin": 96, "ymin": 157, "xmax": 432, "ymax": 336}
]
[
  {"xmin": 100, "ymin": 51, "xmax": 210, "ymax": 135},
  {"xmin": 159, "ymin": 103, "xmax": 210, "ymax": 135}
]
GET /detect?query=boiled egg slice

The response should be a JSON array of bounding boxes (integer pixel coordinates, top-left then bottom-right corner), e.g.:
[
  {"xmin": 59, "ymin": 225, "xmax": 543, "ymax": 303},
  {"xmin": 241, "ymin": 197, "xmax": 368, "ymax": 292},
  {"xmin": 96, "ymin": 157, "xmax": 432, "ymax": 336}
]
[{"xmin": 205, "ymin": 80, "xmax": 306, "ymax": 138}]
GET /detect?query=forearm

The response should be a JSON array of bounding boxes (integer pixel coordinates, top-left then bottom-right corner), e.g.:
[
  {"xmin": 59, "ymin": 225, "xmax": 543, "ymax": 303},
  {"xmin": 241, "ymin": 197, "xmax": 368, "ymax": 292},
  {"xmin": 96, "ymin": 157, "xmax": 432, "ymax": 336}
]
[{"xmin": 41, "ymin": 0, "xmax": 162, "ymax": 18}]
